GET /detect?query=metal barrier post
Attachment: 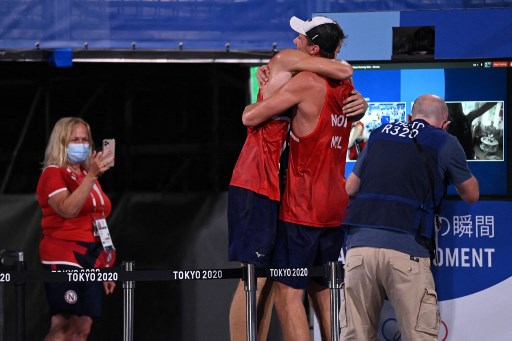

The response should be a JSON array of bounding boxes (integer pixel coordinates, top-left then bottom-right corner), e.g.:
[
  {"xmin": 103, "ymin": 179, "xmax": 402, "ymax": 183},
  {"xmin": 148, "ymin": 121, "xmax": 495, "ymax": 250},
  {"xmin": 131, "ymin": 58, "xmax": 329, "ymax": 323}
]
[
  {"xmin": 243, "ymin": 263, "xmax": 257, "ymax": 341},
  {"xmin": 14, "ymin": 257, "xmax": 25, "ymax": 341},
  {"xmin": 329, "ymin": 261, "xmax": 341, "ymax": 341},
  {"xmin": 122, "ymin": 261, "xmax": 135, "ymax": 341}
]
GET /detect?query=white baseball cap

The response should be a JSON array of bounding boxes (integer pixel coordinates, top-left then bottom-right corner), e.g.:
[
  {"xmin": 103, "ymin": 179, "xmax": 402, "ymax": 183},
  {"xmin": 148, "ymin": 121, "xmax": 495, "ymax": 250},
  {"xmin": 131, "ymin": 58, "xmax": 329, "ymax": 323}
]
[
  {"xmin": 290, "ymin": 16, "xmax": 337, "ymax": 37},
  {"xmin": 289, "ymin": 15, "xmax": 344, "ymax": 56}
]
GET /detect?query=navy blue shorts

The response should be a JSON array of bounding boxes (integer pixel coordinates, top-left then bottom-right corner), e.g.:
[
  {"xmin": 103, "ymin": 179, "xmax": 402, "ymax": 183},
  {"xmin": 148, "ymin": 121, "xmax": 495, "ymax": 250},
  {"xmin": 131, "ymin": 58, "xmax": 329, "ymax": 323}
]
[
  {"xmin": 271, "ymin": 220, "xmax": 344, "ymax": 289},
  {"xmin": 228, "ymin": 186, "xmax": 278, "ymax": 267},
  {"xmin": 44, "ymin": 264, "xmax": 104, "ymax": 318}
]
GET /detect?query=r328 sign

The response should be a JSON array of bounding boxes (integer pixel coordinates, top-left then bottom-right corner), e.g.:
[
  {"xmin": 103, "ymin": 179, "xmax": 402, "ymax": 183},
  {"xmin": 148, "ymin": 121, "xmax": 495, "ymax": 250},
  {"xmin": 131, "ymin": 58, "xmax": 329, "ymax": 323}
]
[{"xmin": 381, "ymin": 121, "xmax": 425, "ymax": 139}]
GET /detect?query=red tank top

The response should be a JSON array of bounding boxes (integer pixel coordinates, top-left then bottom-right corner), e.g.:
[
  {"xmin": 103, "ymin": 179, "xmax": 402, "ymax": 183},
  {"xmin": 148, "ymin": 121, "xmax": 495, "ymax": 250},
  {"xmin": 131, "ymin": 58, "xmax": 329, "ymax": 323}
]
[
  {"xmin": 230, "ymin": 91, "xmax": 290, "ymax": 201},
  {"xmin": 279, "ymin": 79, "xmax": 354, "ymax": 227}
]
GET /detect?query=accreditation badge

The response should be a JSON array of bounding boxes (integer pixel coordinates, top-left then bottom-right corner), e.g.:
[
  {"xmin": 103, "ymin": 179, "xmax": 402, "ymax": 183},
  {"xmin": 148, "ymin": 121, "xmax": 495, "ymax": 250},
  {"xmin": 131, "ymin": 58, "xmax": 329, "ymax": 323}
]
[{"xmin": 92, "ymin": 214, "xmax": 116, "ymax": 252}]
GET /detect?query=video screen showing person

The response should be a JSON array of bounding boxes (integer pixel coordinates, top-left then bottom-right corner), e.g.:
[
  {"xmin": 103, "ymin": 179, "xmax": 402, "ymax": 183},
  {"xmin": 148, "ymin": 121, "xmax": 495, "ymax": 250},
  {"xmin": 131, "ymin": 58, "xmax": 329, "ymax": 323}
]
[
  {"xmin": 364, "ymin": 102, "xmax": 407, "ymax": 134},
  {"xmin": 347, "ymin": 102, "xmax": 406, "ymax": 160},
  {"xmin": 446, "ymin": 101, "xmax": 504, "ymax": 161}
]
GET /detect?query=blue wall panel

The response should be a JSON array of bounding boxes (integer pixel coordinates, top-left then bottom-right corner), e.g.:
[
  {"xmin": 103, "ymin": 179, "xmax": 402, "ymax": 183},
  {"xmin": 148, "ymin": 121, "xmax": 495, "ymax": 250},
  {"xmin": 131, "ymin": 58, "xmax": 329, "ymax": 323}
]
[
  {"xmin": 0, "ymin": 1, "xmax": 510, "ymax": 53},
  {"xmin": 323, "ymin": 12, "xmax": 400, "ymax": 61},
  {"xmin": 327, "ymin": 8, "xmax": 512, "ymax": 61},
  {"xmin": 400, "ymin": 8, "xmax": 512, "ymax": 58}
]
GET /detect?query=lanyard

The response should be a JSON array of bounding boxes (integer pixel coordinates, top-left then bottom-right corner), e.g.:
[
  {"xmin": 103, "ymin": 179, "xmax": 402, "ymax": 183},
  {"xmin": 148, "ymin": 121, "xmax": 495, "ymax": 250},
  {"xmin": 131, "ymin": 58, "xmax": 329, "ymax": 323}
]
[{"xmin": 67, "ymin": 167, "xmax": 105, "ymax": 215}]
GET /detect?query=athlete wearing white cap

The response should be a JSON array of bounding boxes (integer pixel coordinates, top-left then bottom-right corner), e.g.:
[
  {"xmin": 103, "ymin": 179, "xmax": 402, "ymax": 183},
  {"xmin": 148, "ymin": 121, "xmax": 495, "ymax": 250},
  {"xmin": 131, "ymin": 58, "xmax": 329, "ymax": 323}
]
[{"xmin": 289, "ymin": 15, "xmax": 347, "ymax": 59}]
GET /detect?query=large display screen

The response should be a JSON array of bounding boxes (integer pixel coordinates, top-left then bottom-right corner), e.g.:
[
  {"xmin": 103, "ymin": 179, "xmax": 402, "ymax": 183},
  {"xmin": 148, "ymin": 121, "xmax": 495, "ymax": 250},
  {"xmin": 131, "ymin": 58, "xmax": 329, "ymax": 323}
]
[{"xmin": 347, "ymin": 59, "xmax": 510, "ymax": 196}]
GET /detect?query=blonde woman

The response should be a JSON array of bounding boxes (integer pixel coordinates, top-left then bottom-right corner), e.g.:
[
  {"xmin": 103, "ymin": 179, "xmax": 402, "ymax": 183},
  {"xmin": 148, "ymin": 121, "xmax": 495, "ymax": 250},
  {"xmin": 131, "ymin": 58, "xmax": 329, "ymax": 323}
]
[{"xmin": 37, "ymin": 117, "xmax": 116, "ymax": 341}]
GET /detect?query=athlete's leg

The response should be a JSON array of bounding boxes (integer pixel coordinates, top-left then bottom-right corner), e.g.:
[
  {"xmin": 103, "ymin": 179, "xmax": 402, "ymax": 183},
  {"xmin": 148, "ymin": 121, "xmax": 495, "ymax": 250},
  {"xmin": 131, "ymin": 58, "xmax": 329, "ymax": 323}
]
[
  {"xmin": 308, "ymin": 281, "xmax": 331, "ymax": 341},
  {"xmin": 273, "ymin": 281, "xmax": 311, "ymax": 341},
  {"xmin": 230, "ymin": 277, "xmax": 275, "ymax": 341}
]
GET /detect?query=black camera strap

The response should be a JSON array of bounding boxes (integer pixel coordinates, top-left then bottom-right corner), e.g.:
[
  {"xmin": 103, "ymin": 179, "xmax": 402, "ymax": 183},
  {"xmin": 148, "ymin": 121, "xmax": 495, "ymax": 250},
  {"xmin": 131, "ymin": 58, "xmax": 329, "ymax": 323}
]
[{"xmin": 411, "ymin": 133, "xmax": 443, "ymax": 265}]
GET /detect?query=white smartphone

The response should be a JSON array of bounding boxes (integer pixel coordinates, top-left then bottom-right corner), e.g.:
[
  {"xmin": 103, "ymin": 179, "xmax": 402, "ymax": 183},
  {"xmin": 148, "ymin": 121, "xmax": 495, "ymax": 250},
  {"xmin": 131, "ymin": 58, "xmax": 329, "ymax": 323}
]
[{"xmin": 102, "ymin": 138, "xmax": 115, "ymax": 167}]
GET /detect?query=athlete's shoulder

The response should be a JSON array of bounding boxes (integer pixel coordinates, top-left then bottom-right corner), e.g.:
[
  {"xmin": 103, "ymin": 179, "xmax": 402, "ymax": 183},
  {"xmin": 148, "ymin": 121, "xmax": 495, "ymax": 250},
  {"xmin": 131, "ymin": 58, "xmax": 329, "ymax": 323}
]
[
  {"xmin": 272, "ymin": 49, "xmax": 308, "ymax": 61},
  {"xmin": 269, "ymin": 49, "xmax": 308, "ymax": 70}
]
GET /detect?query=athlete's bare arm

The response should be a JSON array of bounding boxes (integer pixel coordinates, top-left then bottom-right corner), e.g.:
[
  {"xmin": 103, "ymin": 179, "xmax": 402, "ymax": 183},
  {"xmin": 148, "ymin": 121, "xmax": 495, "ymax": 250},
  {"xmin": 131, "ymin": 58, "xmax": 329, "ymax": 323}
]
[
  {"xmin": 243, "ymin": 71, "xmax": 325, "ymax": 131},
  {"xmin": 269, "ymin": 49, "xmax": 352, "ymax": 80},
  {"xmin": 258, "ymin": 49, "xmax": 352, "ymax": 98},
  {"xmin": 343, "ymin": 89, "xmax": 368, "ymax": 120},
  {"xmin": 257, "ymin": 50, "xmax": 367, "ymax": 119}
]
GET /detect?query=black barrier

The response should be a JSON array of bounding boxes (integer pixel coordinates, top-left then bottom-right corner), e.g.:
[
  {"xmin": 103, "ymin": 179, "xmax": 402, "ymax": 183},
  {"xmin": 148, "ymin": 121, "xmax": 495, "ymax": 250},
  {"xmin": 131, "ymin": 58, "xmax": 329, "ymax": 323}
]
[
  {"xmin": 0, "ymin": 266, "xmax": 328, "ymax": 282},
  {"xmin": 0, "ymin": 262, "xmax": 341, "ymax": 341}
]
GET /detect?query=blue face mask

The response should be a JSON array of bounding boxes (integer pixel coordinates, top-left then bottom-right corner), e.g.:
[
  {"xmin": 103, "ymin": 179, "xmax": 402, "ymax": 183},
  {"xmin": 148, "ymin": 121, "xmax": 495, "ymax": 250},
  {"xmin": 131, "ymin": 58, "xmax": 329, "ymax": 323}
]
[{"xmin": 67, "ymin": 143, "xmax": 89, "ymax": 164}]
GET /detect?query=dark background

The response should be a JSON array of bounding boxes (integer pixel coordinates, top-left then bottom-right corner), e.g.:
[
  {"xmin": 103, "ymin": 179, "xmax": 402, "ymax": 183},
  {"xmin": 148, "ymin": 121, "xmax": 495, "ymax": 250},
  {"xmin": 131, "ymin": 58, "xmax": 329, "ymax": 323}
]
[{"xmin": 0, "ymin": 61, "xmax": 251, "ymax": 195}]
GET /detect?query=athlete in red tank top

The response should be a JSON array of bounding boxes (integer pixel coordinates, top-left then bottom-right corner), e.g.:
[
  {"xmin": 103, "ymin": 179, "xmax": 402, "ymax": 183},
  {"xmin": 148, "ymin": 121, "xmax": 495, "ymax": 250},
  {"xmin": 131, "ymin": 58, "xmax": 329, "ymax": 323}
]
[
  {"xmin": 229, "ymin": 91, "xmax": 289, "ymax": 201},
  {"xmin": 279, "ymin": 78, "xmax": 354, "ymax": 227}
]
